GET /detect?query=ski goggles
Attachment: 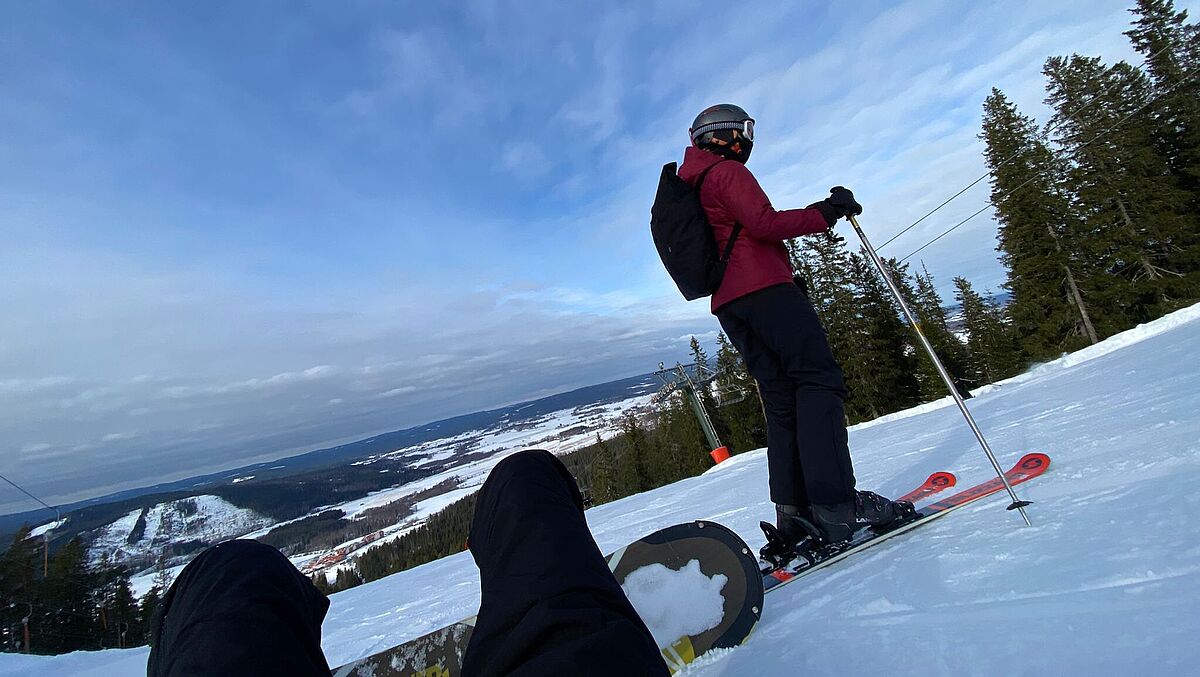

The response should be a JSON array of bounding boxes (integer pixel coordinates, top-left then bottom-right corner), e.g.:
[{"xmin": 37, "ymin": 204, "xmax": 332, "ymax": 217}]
[{"xmin": 690, "ymin": 118, "xmax": 755, "ymax": 143}]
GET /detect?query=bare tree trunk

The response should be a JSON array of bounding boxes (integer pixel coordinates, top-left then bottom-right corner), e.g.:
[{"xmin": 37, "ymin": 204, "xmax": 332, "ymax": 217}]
[
  {"xmin": 1062, "ymin": 263, "xmax": 1100, "ymax": 344},
  {"xmin": 1047, "ymin": 224, "xmax": 1100, "ymax": 344}
]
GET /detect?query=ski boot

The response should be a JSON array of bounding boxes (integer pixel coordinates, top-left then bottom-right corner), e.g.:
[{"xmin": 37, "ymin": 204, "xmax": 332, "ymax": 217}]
[
  {"xmin": 759, "ymin": 504, "xmax": 822, "ymax": 569},
  {"xmin": 810, "ymin": 491, "xmax": 915, "ymax": 545}
]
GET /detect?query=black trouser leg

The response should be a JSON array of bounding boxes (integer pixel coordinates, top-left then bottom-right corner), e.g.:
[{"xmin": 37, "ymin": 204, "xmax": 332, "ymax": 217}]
[
  {"xmin": 461, "ymin": 449, "xmax": 667, "ymax": 677},
  {"xmin": 755, "ymin": 373, "xmax": 810, "ymax": 506},
  {"xmin": 717, "ymin": 283, "xmax": 856, "ymax": 507},
  {"xmin": 147, "ymin": 539, "xmax": 331, "ymax": 677}
]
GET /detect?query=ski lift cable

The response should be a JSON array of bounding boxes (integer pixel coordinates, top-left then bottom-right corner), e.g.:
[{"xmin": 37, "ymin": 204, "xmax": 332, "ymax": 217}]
[
  {"xmin": 896, "ymin": 62, "xmax": 1200, "ymax": 264},
  {"xmin": 0, "ymin": 471, "xmax": 59, "ymax": 518},
  {"xmin": 875, "ymin": 39, "xmax": 1185, "ymax": 253}
]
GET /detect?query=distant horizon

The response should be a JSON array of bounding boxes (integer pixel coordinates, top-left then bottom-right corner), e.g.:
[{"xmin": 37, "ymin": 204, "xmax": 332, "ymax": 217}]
[{"xmin": 1, "ymin": 367, "xmax": 662, "ymax": 521}]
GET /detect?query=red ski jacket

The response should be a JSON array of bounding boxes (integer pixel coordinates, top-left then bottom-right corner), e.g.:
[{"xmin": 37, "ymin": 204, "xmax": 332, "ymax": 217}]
[{"xmin": 678, "ymin": 146, "xmax": 830, "ymax": 313}]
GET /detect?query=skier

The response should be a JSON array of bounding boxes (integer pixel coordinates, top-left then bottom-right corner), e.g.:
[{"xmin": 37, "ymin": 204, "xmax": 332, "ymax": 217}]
[
  {"xmin": 678, "ymin": 103, "xmax": 910, "ymax": 547},
  {"xmin": 147, "ymin": 450, "xmax": 667, "ymax": 677}
]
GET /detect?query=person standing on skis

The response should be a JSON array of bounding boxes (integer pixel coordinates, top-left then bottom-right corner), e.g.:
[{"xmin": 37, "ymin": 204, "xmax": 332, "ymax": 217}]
[{"xmin": 677, "ymin": 103, "xmax": 910, "ymax": 547}]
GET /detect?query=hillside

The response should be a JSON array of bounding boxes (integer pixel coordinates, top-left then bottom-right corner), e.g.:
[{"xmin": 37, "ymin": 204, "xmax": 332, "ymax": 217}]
[{"xmin": 3, "ymin": 303, "xmax": 1199, "ymax": 675}]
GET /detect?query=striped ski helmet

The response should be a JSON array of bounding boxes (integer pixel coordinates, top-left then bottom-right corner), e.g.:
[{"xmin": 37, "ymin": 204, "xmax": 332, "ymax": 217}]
[{"xmin": 689, "ymin": 104, "xmax": 755, "ymax": 163}]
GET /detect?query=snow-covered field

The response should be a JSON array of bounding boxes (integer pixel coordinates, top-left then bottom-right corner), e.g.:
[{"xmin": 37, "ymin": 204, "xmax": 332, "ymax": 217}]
[
  {"xmin": 5, "ymin": 303, "xmax": 1199, "ymax": 676},
  {"xmin": 277, "ymin": 393, "xmax": 656, "ymax": 579}
]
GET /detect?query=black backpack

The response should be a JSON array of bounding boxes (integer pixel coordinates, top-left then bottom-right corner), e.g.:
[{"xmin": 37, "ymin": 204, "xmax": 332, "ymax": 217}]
[{"xmin": 650, "ymin": 161, "xmax": 743, "ymax": 301}]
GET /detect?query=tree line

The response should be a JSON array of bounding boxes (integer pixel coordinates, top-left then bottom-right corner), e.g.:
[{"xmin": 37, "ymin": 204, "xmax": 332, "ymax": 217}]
[
  {"xmin": 983, "ymin": 0, "xmax": 1200, "ymax": 358},
  {"xmin": 0, "ymin": 529, "xmax": 157, "ymax": 654}
]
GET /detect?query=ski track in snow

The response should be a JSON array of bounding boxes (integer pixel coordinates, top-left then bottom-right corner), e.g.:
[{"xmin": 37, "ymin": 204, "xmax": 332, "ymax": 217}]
[{"xmin": 4, "ymin": 304, "xmax": 1200, "ymax": 676}]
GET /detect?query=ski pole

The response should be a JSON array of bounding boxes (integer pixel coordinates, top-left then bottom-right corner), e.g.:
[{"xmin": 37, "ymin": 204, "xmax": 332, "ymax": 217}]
[{"xmin": 847, "ymin": 214, "xmax": 1032, "ymax": 526}]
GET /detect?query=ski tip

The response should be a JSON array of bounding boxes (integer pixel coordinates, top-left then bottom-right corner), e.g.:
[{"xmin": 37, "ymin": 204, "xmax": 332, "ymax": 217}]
[
  {"xmin": 928, "ymin": 471, "xmax": 957, "ymax": 488},
  {"xmin": 1014, "ymin": 452, "xmax": 1051, "ymax": 473}
]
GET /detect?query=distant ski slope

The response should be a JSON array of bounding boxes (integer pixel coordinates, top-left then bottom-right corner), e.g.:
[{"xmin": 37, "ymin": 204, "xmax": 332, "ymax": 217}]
[{"xmin": 4, "ymin": 303, "xmax": 1199, "ymax": 676}]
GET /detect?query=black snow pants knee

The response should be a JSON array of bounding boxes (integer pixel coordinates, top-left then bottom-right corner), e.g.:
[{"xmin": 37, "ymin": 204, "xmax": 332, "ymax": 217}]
[
  {"xmin": 147, "ymin": 539, "xmax": 332, "ymax": 677},
  {"xmin": 717, "ymin": 282, "xmax": 857, "ymax": 508},
  {"xmin": 462, "ymin": 449, "xmax": 668, "ymax": 677}
]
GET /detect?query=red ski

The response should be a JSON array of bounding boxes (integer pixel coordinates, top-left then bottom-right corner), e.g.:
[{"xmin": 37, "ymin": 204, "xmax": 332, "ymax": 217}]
[
  {"xmin": 897, "ymin": 471, "xmax": 957, "ymax": 504},
  {"xmin": 763, "ymin": 452, "xmax": 1051, "ymax": 593}
]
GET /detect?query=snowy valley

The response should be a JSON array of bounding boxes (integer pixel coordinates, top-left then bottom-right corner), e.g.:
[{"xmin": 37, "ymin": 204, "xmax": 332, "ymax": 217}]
[{"xmin": 14, "ymin": 380, "xmax": 658, "ymax": 600}]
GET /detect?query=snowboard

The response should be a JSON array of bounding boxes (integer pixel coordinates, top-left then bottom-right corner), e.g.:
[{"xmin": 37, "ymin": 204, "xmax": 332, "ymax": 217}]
[
  {"xmin": 762, "ymin": 452, "xmax": 1051, "ymax": 594},
  {"xmin": 332, "ymin": 520, "xmax": 763, "ymax": 676}
]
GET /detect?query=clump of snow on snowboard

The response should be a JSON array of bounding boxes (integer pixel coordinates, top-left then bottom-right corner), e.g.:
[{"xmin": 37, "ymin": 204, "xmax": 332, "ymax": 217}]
[{"xmin": 620, "ymin": 559, "xmax": 727, "ymax": 649}]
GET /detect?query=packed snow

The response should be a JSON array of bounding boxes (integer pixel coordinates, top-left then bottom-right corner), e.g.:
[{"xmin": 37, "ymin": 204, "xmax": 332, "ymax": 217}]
[
  {"xmin": 4, "ymin": 303, "xmax": 1200, "ymax": 676},
  {"xmin": 621, "ymin": 560, "xmax": 728, "ymax": 650}
]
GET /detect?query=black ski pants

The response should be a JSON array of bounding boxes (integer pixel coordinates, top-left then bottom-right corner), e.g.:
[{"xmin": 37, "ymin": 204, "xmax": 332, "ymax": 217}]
[
  {"xmin": 462, "ymin": 449, "xmax": 667, "ymax": 676},
  {"xmin": 146, "ymin": 538, "xmax": 331, "ymax": 677},
  {"xmin": 716, "ymin": 282, "xmax": 857, "ymax": 508},
  {"xmin": 147, "ymin": 450, "xmax": 666, "ymax": 677}
]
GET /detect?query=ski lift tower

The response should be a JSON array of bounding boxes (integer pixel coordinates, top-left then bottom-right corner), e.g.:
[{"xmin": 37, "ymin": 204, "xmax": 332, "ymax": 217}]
[{"xmin": 654, "ymin": 361, "xmax": 731, "ymax": 464}]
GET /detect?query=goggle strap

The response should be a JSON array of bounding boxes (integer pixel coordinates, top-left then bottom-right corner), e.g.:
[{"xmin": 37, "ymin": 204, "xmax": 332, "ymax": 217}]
[{"xmin": 691, "ymin": 119, "xmax": 754, "ymax": 142}]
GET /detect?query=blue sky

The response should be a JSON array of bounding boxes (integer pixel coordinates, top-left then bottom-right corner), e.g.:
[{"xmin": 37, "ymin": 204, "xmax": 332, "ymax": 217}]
[{"xmin": 2, "ymin": 0, "xmax": 1187, "ymax": 514}]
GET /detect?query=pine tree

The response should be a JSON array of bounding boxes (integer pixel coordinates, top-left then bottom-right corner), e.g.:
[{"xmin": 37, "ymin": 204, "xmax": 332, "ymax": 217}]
[
  {"xmin": 954, "ymin": 277, "xmax": 1022, "ymax": 382},
  {"xmin": 334, "ymin": 567, "xmax": 363, "ymax": 591},
  {"xmin": 310, "ymin": 572, "xmax": 334, "ymax": 596},
  {"xmin": 0, "ymin": 527, "xmax": 40, "ymax": 601},
  {"xmin": 1044, "ymin": 55, "xmax": 1198, "ymax": 320},
  {"xmin": 711, "ymin": 331, "xmax": 766, "ymax": 453},
  {"xmin": 0, "ymin": 527, "xmax": 41, "ymax": 652},
  {"xmin": 713, "ymin": 332, "xmax": 752, "ymax": 405},
  {"xmin": 138, "ymin": 586, "xmax": 162, "ymax": 644},
  {"xmin": 981, "ymin": 88, "xmax": 1101, "ymax": 359},
  {"xmin": 793, "ymin": 236, "xmax": 891, "ymax": 422},
  {"xmin": 95, "ymin": 570, "xmax": 138, "ymax": 648},
  {"xmin": 650, "ymin": 393, "xmax": 709, "ymax": 483},
  {"xmin": 847, "ymin": 251, "xmax": 923, "ymax": 420},
  {"xmin": 43, "ymin": 538, "xmax": 96, "ymax": 652},
  {"xmin": 1125, "ymin": 0, "xmax": 1200, "ymax": 195},
  {"xmin": 614, "ymin": 413, "xmax": 653, "ymax": 494},
  {"xmin": 1125, "ymin": 0, "xmax": 1200, "ymax": 298},
  {"xmin": 884, "ymin": 259, "xmax": 974, "ymax": 400},
  {"xmin": 915, "ymin": 265, "xmax": 977, "ymax": 394},
  {"xmin": 688, "ymin": 336, "xmax": 710, "ymax": 375},
  {"xmin": 589, "ymin": 434, "xmax": 618, "ymax": 504}
]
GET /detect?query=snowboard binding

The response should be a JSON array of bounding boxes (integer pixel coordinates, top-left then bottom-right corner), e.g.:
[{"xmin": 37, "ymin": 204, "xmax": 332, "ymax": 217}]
[{"xmin": 758, "ymin": 521, "xmax": 819, "ymax": 571}]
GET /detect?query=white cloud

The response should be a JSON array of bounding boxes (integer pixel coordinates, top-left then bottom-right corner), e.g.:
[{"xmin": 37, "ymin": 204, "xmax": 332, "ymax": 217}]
[
  {"xmin": 376, "ymin": 386, "xmax": 418, "ymax": 399},
  {"xmin": 0, "ymin": 377, "xmax": 74, "ymax": 395},
  {"xmin": 499, "ymin": 141, "xmax": 551, "ymax": 179}
]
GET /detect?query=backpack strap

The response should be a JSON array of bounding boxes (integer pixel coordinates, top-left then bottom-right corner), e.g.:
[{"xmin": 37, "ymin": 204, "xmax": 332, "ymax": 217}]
[
  {"xmin": 722, "ymin": 222, "xmax": 743, "ymax": 263},
  {"xmin": 693, "ymin": 160, "xmax": 743, "ymax": 264}
]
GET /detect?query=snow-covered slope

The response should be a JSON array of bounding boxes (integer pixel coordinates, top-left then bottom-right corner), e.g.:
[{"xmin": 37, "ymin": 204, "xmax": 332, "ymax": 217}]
[
  {"xmin": 5, "ymin": 303, "xmax": 1200, "ymax": 676},
  {"xmin": 87, "ymin": 495, "xmax": 271, "ymax": 569}
]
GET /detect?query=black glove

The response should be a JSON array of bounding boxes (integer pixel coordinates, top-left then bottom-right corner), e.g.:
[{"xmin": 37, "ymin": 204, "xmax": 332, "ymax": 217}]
[
  {"xmin": 807, "ymin": 186, "xmax": 862, "ymax": 229},
  {"xmin": 826, "ymin": 186, "xmax": 862, "ymax": 218}
]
